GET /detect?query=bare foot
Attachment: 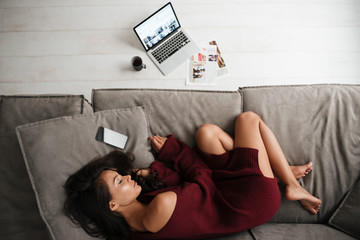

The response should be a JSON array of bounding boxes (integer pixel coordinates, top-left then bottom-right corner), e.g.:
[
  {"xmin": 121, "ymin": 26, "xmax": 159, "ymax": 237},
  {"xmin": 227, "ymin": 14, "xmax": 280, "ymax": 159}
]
[
  {"xmin": 290, "ymin": 162, "xmax": 313, "ymax": 179},
  {"xmin": 285, "ymin": 184, "xmax": 322, "ymax": 215}
]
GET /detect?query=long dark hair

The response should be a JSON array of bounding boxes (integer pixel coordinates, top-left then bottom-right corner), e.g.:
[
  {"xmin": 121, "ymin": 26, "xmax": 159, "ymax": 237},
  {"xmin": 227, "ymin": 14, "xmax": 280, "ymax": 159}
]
[{"xmin": 63, "ymin": 150, "xmax": 166, "ymax": 240}]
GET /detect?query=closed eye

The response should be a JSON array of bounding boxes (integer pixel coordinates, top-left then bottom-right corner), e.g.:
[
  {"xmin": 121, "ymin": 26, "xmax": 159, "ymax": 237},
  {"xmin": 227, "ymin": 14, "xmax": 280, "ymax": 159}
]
[{"xmin": 114, "ymin": 174, "xmax": 122, "ymax": 186}]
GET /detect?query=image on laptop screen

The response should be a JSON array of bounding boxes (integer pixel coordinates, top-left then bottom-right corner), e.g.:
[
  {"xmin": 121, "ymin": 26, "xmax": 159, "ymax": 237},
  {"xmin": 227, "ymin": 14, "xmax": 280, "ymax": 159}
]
[{"xmin": 134, "ymin": 3, "xmax": 180, "ymax": 51}]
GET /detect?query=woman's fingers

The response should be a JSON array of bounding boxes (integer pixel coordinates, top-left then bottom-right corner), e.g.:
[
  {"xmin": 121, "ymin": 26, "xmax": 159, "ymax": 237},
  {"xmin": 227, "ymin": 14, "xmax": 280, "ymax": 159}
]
[
  {"xmin": 148, "ymin": 136, "xmax": 158, "ymax": 148},
  {"xmin": 153, "ymin": 137, "xmax": 162, "ymax": 150},
  {"xmin": 154, "ymin": 135, "xmax": 165, "ymax": 144},
  {"xmin": 149, "ymin": 136, "xmax": 161, "ymax": 152},
  {"xmin": 148, "ymin": 135, "xmax": 167, "ymax": 153}
]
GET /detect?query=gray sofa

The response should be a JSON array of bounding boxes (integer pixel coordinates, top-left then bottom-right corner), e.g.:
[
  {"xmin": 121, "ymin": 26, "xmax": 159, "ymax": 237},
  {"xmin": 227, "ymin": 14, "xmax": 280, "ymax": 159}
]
[{"xmin": 1, "ymin": 84, "xmax": 359, "ymax": 240}]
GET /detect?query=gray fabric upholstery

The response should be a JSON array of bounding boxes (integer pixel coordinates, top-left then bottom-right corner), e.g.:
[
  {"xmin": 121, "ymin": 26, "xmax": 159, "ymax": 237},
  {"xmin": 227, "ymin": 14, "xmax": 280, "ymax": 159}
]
[
  {"xmin": 328, "ymin": 178, "xmax": 360, "ymax": 239},
  {"xmin": 3, "ymin": 85, "xmax": 359, "ymax": 240},
  {"xmin": 242, "ymin": 85, "xmax": 360, "ymax": 223},
  {"xmin": 208, "ymin": 231, "xmax": 254, "ymax": 240},
  {"xmin": 92, "ymin": 89, "xmax": 242, "ymax": 146},
  {"xmin": 83, "ymin": 98, "xmax": 94, "ymax": 114},
  {"xmin": 91, "ymin": 85, "xmax": 360, "ymax": 228},
  {"xmin": 252, "ymin": 223, "xmax": 356, "ymax": 240},
  {"xmin": 16, "ymin": 107, "xmax": 154, "ymax": 240},
  {"xmin": 0, "ymin": 95, "xmax": 86, "ymax": 240}
]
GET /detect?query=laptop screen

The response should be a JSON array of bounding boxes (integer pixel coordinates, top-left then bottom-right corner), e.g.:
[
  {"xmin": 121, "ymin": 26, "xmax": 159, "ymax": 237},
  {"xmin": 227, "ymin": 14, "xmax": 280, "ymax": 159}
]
[{"xmin": 133, "ymin": 2, "xmax": 181, "ymax": 51}]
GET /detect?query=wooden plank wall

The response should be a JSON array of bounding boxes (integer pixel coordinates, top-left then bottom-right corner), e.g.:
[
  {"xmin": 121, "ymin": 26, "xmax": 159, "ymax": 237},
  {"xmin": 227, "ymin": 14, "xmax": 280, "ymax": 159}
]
[{"xmin": 0, "ymin": 0, "xmax": 359, "ymax": 100}]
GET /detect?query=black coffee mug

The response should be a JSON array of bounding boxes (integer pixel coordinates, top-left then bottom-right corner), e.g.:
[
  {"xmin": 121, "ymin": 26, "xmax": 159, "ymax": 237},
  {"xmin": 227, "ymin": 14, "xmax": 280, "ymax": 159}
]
[{"xmin": 131, "ymin": 56, "xmax": 146, "ymax": 71}]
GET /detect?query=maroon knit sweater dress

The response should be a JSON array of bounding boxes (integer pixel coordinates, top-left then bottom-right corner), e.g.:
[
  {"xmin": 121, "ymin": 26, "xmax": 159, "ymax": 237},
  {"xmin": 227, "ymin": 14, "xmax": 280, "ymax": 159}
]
[{"xmin": 131, "ymin": 135, "xmax": 281, "ymax": 239}]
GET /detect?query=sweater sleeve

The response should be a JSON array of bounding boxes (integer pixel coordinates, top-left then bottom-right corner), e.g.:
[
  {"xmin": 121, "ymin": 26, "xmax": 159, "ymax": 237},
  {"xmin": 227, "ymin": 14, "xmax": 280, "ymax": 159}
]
[{"xmin": 157, "ymin": 134, "xmax": 211, "ymax": 181}]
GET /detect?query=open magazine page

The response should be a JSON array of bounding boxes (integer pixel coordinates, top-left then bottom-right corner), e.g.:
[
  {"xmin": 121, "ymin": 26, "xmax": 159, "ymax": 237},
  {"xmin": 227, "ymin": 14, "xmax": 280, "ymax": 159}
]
[
  {"xmin": 186, "ymin": 45, "xmax": 217, "ymax": 85},
  {"xmin": 186, "ymin": 40, "xmax": 228, "ymax": 86},
  {"xmin": 209, "ymin": 40, "xmax": 228, "ymax": 78}
]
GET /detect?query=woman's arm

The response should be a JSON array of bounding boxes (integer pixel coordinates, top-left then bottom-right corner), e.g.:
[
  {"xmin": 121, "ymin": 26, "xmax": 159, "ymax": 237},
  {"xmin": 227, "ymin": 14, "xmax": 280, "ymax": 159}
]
[
  {"xmin": 149, "ymin": 134, "xmax": 211, "ymax": 181},
  {"xmin": 142, "ymin": 191, "xmax": 177, "ymax": 233}
]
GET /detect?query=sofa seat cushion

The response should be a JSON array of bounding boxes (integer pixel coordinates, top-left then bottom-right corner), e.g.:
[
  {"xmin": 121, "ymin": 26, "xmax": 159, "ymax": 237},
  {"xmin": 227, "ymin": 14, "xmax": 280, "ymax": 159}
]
[
  {"xmin": 242, "ymin": 84, "xmax": 360, "ymax": 223},
  {"xmin": 16, "ymin": 107, "xmax": 154, "ymax": 239},
  {"xmin": 208, "ymin": 230, "xmax": 254, "ymax": 240},
  {"xmin": 92, "ymin": 89, "xmax": 242, "ymax": 146},
  {"xmin": 251, "ymin": 223, "xmax": 356, "ymax": 240},
  {"xmin": 0, "ymin": 95, "xmax": 89, "ymax": 240}
]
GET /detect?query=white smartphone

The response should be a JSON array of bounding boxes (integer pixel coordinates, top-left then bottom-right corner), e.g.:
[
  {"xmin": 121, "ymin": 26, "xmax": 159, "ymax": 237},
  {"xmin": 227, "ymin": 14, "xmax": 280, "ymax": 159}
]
[{"xmin": 96, "ymin": 126, "xmax": 128, "ymax": 149}]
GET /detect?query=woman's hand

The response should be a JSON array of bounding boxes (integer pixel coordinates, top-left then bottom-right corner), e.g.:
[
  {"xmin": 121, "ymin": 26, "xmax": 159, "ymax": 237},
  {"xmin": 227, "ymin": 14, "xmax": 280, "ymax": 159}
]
[{"xmin": 148, "ymin": 135, "xmax": 168, "ymax": 153}]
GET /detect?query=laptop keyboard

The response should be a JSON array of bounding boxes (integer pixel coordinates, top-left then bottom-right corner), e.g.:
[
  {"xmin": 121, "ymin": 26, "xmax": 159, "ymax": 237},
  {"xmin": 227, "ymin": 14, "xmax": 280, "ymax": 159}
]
[{"xmin": 151, "ymin": 31, "xmax": 190, "ymax": 64}]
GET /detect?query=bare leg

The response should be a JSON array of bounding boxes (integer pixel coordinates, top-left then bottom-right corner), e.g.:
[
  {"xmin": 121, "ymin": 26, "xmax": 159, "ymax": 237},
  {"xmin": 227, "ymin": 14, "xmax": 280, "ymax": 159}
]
[
  {"xmin": 195, "ymin": 124, "xmax": 313, "ymax": 179},
  {"xmin": 234, "ymin": 112, "xmax": 321, "ymax": 215},
  {"xmin": 195, "ymin": 123, "xmax": 234, "ymax": 155}
]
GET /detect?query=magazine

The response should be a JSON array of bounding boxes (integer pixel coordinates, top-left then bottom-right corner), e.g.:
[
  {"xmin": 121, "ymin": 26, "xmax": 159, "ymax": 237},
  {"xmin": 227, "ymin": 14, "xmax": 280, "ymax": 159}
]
[{"xmin": 186, "ymin": 40, "xmax": 228, "ymax": 86}]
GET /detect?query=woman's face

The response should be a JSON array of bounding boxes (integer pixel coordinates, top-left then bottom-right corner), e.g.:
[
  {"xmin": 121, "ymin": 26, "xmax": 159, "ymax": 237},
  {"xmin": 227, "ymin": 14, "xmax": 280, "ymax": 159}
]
[{"xmin": 99, "ymin": 170, "xmax": 141, "ymax": 211}]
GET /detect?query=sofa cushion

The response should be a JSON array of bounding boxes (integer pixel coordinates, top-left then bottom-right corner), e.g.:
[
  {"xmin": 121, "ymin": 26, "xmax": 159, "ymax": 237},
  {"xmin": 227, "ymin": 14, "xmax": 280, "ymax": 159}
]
[
  {"xmin": 242, "ymin": 84, "xmax": 360, "ymax": 223},
  {"xmin": 0, "ymin": 95, "xmax": 88, "ymax": 240},
  {"xmin": 328, "ymin": 178, "xmax": 360, "ymax": 239},
  {"xmin": 251, "ymin": 223, "xmax": 356, "ymax": 240},
  {"xmin": 92, "ymin": 89, "xmax": 242, "ymax": 146},
  {"xmin": 16, "ymin": 107, "xmax": 154, "ymax": 240},
  {"xmin": 207, "ymin": 231, "xmax": 254, "ymax": 240}
]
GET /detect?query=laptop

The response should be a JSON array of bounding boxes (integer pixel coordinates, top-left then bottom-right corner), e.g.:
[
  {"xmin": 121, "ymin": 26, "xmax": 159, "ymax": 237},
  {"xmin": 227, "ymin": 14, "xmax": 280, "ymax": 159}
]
[{"xmin": 133, "ymin": 2, "xmax": 199, "ymax": 75}]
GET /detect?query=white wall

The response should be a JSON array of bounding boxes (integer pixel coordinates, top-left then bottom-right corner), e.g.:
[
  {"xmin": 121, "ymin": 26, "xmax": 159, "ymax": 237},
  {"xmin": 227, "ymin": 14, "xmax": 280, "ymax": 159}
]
[{"xmin": 0, "ymin": 0, "xmax": 359, "ymax": 100}]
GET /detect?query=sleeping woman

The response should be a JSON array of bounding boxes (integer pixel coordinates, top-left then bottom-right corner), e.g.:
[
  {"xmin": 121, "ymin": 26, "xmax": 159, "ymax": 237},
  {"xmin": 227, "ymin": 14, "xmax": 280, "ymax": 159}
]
[{"xmin": 63, "ymin": 111, "xmax": 321, "ymax": 240}]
